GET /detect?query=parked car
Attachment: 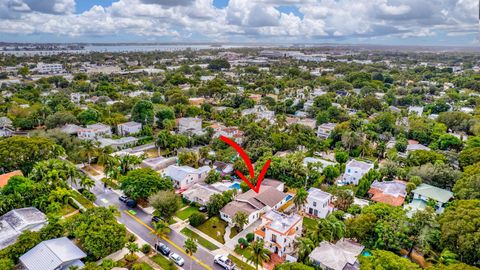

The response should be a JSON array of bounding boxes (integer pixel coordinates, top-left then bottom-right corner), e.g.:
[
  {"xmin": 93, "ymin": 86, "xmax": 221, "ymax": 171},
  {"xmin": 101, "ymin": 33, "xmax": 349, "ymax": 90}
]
[
  {"xmin": 198, "ymin": 206, "xmax": 207, "ymax": 212},
  {"xmin": 125, "ymin": 199, "xmax": 137, "ymax": 208},
  {"xmin": 154, "ymin": 242, "xmax": 171, "ymax": 256},
  {"xmin": 214, "ymin": 254, "xmax": 236, "ymax": 270},
  {"xmin": 119, "ymin": 195, "xmax": 129, "ymax": 202},
  {"xmin": 151, "ymin": 216, "xmax": 161, "ymax": 223},
  {"xmin": 169, "ymin": 252, "xmax": 185, "ymax": 266}
]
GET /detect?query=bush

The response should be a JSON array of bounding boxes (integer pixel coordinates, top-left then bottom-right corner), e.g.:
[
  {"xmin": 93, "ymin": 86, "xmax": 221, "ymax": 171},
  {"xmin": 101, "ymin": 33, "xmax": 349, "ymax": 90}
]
[
  {"xmin": 128, "ymin": 234, "xmax": 137, "ymax": 242},
  {"xmin": 141, "ymin": 244, "xmax": 151, "ymax": 254},
  {"xmin": 189, "ymin": 213, "xmax": 207, "ymax": 227},
  {"xmin": 246, "ymin": 233, "xmax": 254, "ymax": 242},
  {"xmin": 81, "ymin": 189, "xmax": 96, "ymax": 202},
  {"xmin": 238, "ymin": 238, "xmax": 249, "ymax": 248}
]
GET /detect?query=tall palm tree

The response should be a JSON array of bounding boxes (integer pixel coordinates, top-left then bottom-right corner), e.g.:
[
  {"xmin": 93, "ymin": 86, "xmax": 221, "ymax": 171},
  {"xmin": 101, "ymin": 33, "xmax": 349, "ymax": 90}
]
[
  {"xmin": 150, "ymin": 220, "xmax": 171, "ymax": 242},
  {"xmin": 293, "ymin": 188, "xmax": 308, "ymax": 212},
  {"xmin": 80, "ymin": 140, "xmax": 99, "ymax": 165},
  {"xmin": 118, "ymin": 154, "xmax": 142, "ymax": 175},
  {"xmin": 246, "ymin": 240, "xmax": 271, "ymax": 270},
  {"xmin": 184, "ymin": 237, "xmax": 198, "ymax": 270},
  {"xmin": 103, "ymin": 156, "xmax": 120, "ymax": 180},
  {"xmin": 294, "ymin": 237, "xmax": 315, "ymax": 263}
]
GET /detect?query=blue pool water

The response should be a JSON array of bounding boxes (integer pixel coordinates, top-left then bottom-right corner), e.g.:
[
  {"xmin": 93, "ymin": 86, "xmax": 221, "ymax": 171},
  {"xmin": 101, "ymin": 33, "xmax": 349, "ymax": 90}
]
[
  {"xmin": 230, "ymin": 183, "xmax": 241, "ymax": 190},
  {"xmin": 286, "ymin": 194, "xmax": 293, "ymax": 201},
  {"xmin": 361, "ymin": 251, "xmax": 372, "ymax": 257}
]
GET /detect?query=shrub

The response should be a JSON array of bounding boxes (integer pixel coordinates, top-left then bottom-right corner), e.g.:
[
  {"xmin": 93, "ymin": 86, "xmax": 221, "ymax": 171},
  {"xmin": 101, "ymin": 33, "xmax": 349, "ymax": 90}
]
[
  {"xmin": 81, "ymin": 189, "xmax": 96, "ymax": 202},
  {"xmin": 141, "ymin": 244, "xmax": 151, "ymax": 254},
  {"xmin": 189, "ymin": 213, "xmax": 207, "ymax": 227},
  {"xmin": 238, "ymin": 238, "xmax": 249, "ymax": 248},
  {"xmin": 246, "ymin": 233, "xmax": 254, "ymax": 242},
  {"xmin": 128, "ymin": 234, "xmax": 137, "ymax": 242}
]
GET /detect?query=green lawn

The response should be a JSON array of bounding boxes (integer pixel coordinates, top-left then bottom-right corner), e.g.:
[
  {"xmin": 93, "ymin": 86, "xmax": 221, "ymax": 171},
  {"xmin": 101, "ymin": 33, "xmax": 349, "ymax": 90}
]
[
  {"xmin": 175, "ymin": 206, "xmax": 200, "ymax": 220},
  {"xmin": 132, "ymin": 262, "xmax": 154, "ymax": 270},
  {"xmin": 234, "ymin": 246, "xmax": 251, "ymax": 258},
  {"xmin": 303, "ymin": 216, "xmax": 317, "ymax": 233},
  {"xmin": 180, "ymin": 228, "xmax": 219, "ymax": 251},
  {"xmin": 229, "ymin": 227, "xmax": 240, "ymax": 239},
  {"xmin": 197, "ymin": 216, "xmax": 227, "ymax": 244},
  {"xmin": 151, "ymin": 255, "xmax": 177, "ymax": 270},
  {"xmin": 229, "ymin": 255, "xmax": 255, "ymax": 270},
  {"xmin": 71, "ymin": 190, "xmax": 94, "ymax": 209}
]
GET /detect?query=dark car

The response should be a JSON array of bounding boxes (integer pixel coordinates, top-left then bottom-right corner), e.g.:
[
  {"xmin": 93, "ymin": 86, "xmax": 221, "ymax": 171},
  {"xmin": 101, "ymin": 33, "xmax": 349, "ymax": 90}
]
[
  {"xmin": 119, "ymin": 195, "xmax": 129, "ymax": 202},
  {"xmin": 125, "ymin": 199, "xmax": 137, "ymax": 208},
  {"xmin": 198, "ymin": 206, "xmax": 207, "ymax": 212},
  {"xmin": 152, "ymin": 216, "xmax": 161, "ymax": 223},
  {"xmin": 155, "ymin": 242, "xmax": 171, "ymax": 256}
]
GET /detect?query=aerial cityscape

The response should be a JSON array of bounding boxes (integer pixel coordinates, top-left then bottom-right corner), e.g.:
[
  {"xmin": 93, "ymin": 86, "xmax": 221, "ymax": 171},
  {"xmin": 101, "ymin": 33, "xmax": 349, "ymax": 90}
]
[{"xmin": 0, "ymin": 1, "xmax": 479, "ymax": 270}]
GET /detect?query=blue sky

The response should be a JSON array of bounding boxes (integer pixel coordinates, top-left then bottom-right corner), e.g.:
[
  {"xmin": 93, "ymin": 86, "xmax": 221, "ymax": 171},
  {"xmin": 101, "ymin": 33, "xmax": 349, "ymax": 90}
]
[{"xmin": 0, "ymin": 0, "xmax": 477, "ymax": 45}]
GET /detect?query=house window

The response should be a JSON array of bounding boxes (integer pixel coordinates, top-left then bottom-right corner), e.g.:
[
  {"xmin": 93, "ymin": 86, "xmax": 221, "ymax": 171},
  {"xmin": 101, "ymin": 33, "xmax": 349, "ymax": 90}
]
[
  {"xmin": 313, "ymin": 202, "xmax": 317, "ymax": 207},
  {"xmin": 271, "ymin": 234, "xmax": 277, "ymax": 243},
  {"xmin": 348, "ymin": 169, "xmax": 351, "ymax": 173}
]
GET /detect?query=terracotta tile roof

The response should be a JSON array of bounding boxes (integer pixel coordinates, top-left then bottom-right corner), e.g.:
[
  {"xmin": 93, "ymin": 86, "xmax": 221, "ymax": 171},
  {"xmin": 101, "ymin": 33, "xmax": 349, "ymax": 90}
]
[
  {"xmin": 369, "ymin": 188, "xmax": 405, "ymax": 206},
  {"xmin": 255, "ymin": 229, "xmax": 265, "ymax": 238},
  {"xmin": 0, "ymin": 170, "xmax": 23, "ymax": 187}
]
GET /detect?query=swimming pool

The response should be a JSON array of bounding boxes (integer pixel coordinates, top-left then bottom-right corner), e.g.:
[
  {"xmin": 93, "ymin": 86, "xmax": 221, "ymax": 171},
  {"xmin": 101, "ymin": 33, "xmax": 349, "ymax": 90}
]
[
  {"xmin": 286, "ymin": 194, "xmax": 293, "ymax": 201},
  {"xmin": 361, "ymin": 251, "xmax": 372, "ymax": 257},
  {"xmin": 229, "ymin": 182, "xmax": 241, "ymax": 190}
]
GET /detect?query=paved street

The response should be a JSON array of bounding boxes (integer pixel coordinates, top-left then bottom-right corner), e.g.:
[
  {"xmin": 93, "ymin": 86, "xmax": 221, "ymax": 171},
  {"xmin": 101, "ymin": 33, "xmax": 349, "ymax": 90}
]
[{"xmin": 74, "ymin": 169, "xmax": 225, "ymax": 270}]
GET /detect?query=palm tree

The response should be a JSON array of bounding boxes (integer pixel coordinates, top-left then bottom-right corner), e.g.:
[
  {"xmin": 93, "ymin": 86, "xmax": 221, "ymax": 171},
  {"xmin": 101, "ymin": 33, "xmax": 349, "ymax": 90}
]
[
  {"xmin": 80, "ymin": 140, "xmax": 99, "ymax": 165},
  {"xmin": 150, "ymin": 220, "xmax": 171, "ymax": 242},
  {"xmin": 79, "ymin": 176, "xmax": 95, "ymax": 190},
  {"xmin": 126, "ymin": 242, "xmax": 139, "ymax": 256},
  {"xmin": 184, "ymin": 237, "xmax": 198, "ymax": 270},
  {"xmin": 118, "ymin": 154, "xmax": 142, "ymax": 175},
  {"xmin": 246, "ymin": 240, "xmax": 271, "ymax": 270},
  {"xmin": 309, "ymin": 216, "xmax": 346, "ymax": 245},
  {"xmin": 103, "ymin": 156, "xmax": 120, "ymax": 180},
  {"xmin": 294, "ymin": 237, "xmax": 315, "ymax": 263},
  {"xmin": 293, "ymin": 188, "xmax": 308, "ymax": 212}
]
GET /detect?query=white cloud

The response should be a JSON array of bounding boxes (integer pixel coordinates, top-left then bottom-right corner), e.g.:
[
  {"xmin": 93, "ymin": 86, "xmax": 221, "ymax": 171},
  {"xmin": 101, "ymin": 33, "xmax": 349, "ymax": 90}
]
[{"xmin": 0, "ymin": 0, "xmax": 477, "ymax": 44}]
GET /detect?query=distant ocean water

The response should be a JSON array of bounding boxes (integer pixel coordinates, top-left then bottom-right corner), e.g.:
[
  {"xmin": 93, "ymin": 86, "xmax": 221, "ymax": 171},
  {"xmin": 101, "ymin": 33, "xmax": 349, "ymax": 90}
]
[{"xmin": 0, "ymin": 44, "xmax": 275, "ymax": 56}]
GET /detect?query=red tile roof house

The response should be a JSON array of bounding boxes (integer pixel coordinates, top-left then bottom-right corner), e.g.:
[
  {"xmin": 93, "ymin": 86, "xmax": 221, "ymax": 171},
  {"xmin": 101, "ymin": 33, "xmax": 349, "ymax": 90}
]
[{"xmin": 368, "ymin": 180, "xmax": 407, "ymax": 207}]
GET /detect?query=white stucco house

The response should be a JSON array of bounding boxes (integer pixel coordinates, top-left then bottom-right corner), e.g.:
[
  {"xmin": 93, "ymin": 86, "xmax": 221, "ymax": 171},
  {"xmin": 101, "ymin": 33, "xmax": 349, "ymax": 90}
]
[
  {"xmin": 254, "ymin": 210, "xmax": 303, "ymax": 259},
  {"xmin": 117, "ymin": 121, "xmax": 142, "ymax": 136},
  {"xmin": 338, "ymin": 159, "xmax": 374, "ymax": 186},
  {"xmin": 164, "ymin": 165, "xmax": 211, "ymax": 190},
  {"xmin": 306, "ymin": 188, "xmax": 333, "ymax": 218}
]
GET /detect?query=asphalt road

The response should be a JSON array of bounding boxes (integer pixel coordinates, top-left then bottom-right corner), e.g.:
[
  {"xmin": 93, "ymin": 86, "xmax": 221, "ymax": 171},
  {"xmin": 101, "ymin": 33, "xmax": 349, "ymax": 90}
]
[{"xmin": 89, "ymin": 181, "xmax": 225, "ymax": 270}]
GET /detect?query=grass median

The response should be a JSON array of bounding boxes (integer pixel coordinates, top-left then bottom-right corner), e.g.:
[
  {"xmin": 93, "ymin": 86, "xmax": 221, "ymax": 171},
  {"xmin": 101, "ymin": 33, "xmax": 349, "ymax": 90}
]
[{"xmin": 180, "ymin": 227, "xmax": 219, "ymax": 251}]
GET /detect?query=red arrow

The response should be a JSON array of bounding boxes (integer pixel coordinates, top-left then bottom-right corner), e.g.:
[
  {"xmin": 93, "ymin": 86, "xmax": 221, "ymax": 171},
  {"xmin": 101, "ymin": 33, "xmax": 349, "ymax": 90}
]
[{"xmin": 220, "ymin": 135, "xmax": 271, "ymax": 193}]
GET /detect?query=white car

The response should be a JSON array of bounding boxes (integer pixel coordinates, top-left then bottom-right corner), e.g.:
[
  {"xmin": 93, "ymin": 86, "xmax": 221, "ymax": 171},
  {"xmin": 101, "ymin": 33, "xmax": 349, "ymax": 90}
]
[
  {"xmin": 214, "ymin": 254, "xmax": 236, "ymax": 270},
  {"xmin": 169, "ymin": 252, "xmax": 185, "ymax": 266}
]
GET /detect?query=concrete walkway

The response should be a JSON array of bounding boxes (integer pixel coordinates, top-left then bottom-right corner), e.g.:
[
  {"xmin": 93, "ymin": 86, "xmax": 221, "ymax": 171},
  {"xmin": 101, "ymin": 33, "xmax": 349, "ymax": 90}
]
[
  {"xmin": 224, "ymin": 225, "xmax": 232, "ymax": 243},
  {"xmin": 225, "ymin": 220, "xmax": 261, "ymax": 250}
]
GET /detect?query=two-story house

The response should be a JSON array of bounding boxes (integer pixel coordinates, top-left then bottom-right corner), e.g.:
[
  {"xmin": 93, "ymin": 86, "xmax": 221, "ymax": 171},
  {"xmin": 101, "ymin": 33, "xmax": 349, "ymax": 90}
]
[
  {"xmin": 306, "ymin": 188, "xmax": 333, "ymax": 218},
  {"xmin": 117, "ymin": 121, "xmax": 142, "ymax": 136},
  {"xmin": 220, "ymin": 179, "xmax": 288, "ymax": 228},
  {"xmin": 338, "ymin": 159, "xmax": 374, "ymax": 186},
  {"xmin": 404, "ymin": 183, "xmax": 453, "ymax": 217},
  {"xmin": 254, "ymin": 210, "xmax": 302, "ymax": 259},
  {"xmin": 164, "ymin": 165, "xmax": 211, "ymax": 190}
]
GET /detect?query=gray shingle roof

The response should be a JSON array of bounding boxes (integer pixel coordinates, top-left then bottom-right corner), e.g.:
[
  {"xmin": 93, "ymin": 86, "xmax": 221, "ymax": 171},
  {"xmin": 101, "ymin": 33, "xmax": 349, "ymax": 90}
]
[{"xmin": 20, "ymin": 237, "xmax": 86, "ymax": 270}]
